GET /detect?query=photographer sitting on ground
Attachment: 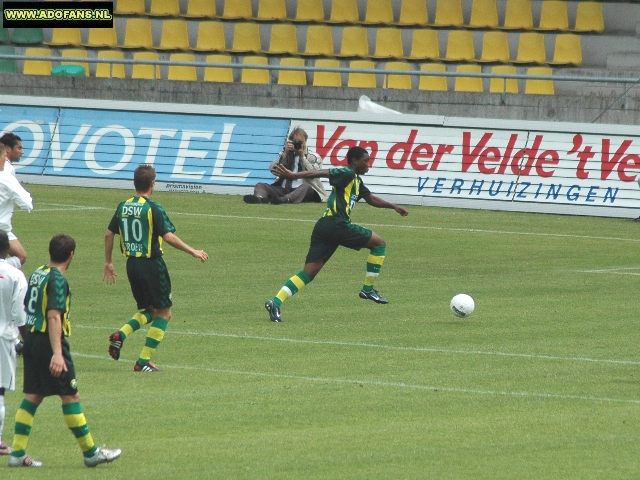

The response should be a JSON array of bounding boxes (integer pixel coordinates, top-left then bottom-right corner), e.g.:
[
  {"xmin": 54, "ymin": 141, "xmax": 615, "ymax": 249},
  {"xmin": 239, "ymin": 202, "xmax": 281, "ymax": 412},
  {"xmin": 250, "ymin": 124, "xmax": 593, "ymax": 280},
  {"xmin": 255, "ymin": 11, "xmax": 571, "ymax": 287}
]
[{"xmin": 243, "ymin": 126, "xmax": 328, "ymax": 205}]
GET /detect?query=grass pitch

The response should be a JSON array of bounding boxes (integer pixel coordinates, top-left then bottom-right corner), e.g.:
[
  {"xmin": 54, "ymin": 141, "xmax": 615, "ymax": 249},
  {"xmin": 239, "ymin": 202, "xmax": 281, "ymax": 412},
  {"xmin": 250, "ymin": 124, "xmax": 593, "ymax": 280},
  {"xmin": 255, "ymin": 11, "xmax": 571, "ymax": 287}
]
[{"xmin": 4, "ymin": 183, "xmax": 640, "ymax": 479}]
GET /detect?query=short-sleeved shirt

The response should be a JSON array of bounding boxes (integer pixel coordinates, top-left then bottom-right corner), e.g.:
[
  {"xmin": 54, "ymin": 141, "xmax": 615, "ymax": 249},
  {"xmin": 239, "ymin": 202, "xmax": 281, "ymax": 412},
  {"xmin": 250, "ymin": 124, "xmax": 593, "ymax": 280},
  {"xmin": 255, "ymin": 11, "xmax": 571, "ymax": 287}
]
[
  {"xmin": 0, "ymin": 258, "xmax": 27, "ymax": 341},
  {"xmin": 25, "ymin": 265, "xmax": 71, "ymax": 337},
  {"xmin": 108, "ymin": 196, "xmax": 176, "ymax": 258},
  {"xmin": 323, "ymin": 167, "xmax": 371, "ymax": 222}
]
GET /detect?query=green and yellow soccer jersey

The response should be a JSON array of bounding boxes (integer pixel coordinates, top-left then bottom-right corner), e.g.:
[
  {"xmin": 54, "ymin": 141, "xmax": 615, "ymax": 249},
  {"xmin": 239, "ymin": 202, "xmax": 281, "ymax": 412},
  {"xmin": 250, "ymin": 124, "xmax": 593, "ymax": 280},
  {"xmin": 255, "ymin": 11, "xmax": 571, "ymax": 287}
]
[
  {"xmin": 108, "ymin": 196, "xmax": 176, "ymax": 258},
  {"xmin": 24, "ymin": 265, "xmax": 72, "ymax": 336},
  {"xmin": 323, "ymin": 167, "xmax": 371, "ymax": 222}
]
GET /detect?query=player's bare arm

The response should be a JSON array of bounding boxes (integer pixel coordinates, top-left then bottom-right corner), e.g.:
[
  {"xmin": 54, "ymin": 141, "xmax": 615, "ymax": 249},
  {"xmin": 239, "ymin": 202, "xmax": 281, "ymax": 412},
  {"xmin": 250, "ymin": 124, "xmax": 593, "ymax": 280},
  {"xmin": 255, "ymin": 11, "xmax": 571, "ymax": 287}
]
[
  {"xmin": 162, "ymin": 232, "xmax": 209, "ymax": 262},
  {"xmin": 103, "ymin": 229, "xmax": 117, "ymax": 284},
  {"xmin": 47, "ymin": 309, "xmax": 68, "ymax": 378},
  {"xmin": 273, "ymin": 164, "xmax": 330, "ymax": 180},
  {"xmin": 364, "ymin": 194, "xmax": 409, "ymax": 216}
]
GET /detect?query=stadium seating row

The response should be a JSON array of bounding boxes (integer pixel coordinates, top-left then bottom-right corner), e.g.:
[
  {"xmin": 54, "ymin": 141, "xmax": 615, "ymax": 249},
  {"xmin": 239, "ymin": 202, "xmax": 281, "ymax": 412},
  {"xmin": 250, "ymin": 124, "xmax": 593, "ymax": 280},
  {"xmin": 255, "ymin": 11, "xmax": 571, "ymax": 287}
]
[
  {"xmin": 11, "ymin": 46, "xmax": 554, "ymax": 94},
  {"xmin": 112, "ymin": 0, "xmax": 604, "ymax": 33},
  {"xmin": 34, "ymin": 22, "xmax": 582, "ymax": 66}
]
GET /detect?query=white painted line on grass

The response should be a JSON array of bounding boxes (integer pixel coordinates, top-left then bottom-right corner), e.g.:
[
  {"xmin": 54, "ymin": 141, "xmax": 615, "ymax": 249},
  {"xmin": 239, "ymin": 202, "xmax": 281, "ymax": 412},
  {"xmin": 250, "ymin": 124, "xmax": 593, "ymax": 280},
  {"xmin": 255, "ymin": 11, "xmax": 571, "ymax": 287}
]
[
  {"xmin": 73, "ymin": 352, "xmax": 640, "ymax": 405},
  {"xmin": 578, "ymin": 267, "xmax": 640, "ymax": 276},
  {"xmin": 32, "ymin": 202, "xmax": 640, "ymax": 243},
  {"xmin": 76, "ymin": 324, "xmax": 640, "ymax": 366}
]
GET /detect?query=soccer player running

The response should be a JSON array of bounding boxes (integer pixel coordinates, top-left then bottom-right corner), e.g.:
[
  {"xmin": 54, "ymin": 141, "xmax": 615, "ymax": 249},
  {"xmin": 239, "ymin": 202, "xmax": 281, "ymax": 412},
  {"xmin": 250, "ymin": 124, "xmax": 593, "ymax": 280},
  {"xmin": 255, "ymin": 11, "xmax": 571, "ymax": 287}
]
[
  {"xmin": 265, "ymin": 146, "xmax": 409, "ymax": 322},
  {"xmin": 104, "ymin": 165, "xmax": 209, "ymax": 372},
  {"xmin": 10, "ymin": 234, "xmax": 121, "ymax": 468}
]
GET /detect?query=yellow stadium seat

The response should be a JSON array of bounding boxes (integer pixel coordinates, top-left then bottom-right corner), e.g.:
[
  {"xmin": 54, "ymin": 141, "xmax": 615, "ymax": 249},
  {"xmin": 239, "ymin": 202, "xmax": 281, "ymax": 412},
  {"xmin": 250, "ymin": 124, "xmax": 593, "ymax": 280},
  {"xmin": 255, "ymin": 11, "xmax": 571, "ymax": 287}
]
[
  {"xmin": 478, "ymin": 31, "xmax": 510, "ymax": 63},
  {"xmin": 444, "ymin": 30, "xmax": 475, "ymax": 62},
  {"xmin": 536, "ymin": 1, "xmax": 568, "ymax": 31},
  {"xmin": 268, "ymin": 24, "xmax": 298, "ymax": 55},
  {"xmin": 46, "ymin": 28, "xmax": 82, "ymax": 47},
  {"xmin": 184, "ymin": 0, "xmax": 217, "ymax": 18},
  {"xmin": 406, "ymin": 29, "xmax": 440, "ymax": 61},
  {"xmin": 241, "ymin": 56, "xmax": 270, "ymax": 84},
  {"xmin": 328, "ymin": 0, "xmax": 360, "ymax": 24},
  {"xmin": 132, "ymin": 52, "xmax": 161, "ymax": 79},
  {"xmin": 291, "ymin": 0, "xmax": 325, "ymax": 23},
  {"xmin": 348, "ymin": 60, "xmax": 376, "ymax": 88},
  {"xmin": 502, "ymin": 0, "xmax": 533, "ymax": 30},
  {"xmin": 148, "ymin": 0, "xmax": 180, "ymax": 16},
  {"xmin": 363, "ymin": 0, "xmax": 394, "ymax": 25},
  {"xmin": 384, "ymin": 61, "xmax": 412, "ymax": 89},
  {"xmin": 525, "ymin": 66, "xmax": 554, "ymax": 94},
  {"xmin": 278, "ymin": 58, "xmax": 307, "ymax": 85},
  {"xmin": 204, "ymin": 54, "xmax": 234, "ymax": 82},
  {"xmin": 61, "ymin": 49, "xmax": 89, "ymax": 76},
  {"xmin": 396, "ymin": 0, "xmax": 428, "ymax": 26},
  {"xmin": 455, "ymin": 65, "xmax": 483, "ymax": 92},
  {"xmin": 489, "ymin": 65, "xmax": 518, "ymax": 93},
  {"xmin": 573, "ymin": 2, "xmax": 604, "ymax": 33},
  {"xmin": 155, "ymin": 19, "xmax": 190, "ymax": 50},
  {"xmin": 114, "ymin": 0, "xmax": 145, "ymax": 15},
  {"xmin": 222, "ymin": 0, "xmax": 253, "ymax": 20},
  {"xmin": 83, "ymin": 28, "xmax": 118, "ymax": 48},
  {"xmin": 549, "ymin": 33, "xmax": 582, "ymax": 66},
  {"xmin": 469, "ymin": 0, "xmax": 498, "ymax": 29},
  {"xmin": 372, "ymin": 28, "xmax": 404, "ymax": 59},
  {"xmin": 257, "ymin": 0, "xmax": 287, "ymax": 21},
  {"xmin": 119, "ymin": 18, "xmax": 154, "ymax": 49},
  {"xmin": 230, "ymin": 23, "xmax": 263, "ymax": 53},
  {"xmin": 192, "ymin": 22, "xmax": 226, "ymax": 52},
  {"xmin": 96, "ymin": 50, "xmax": 125, "ymax": 78},
  {"xmin": 23, "ymin": 48, "xmax": 52, "ymax": 76},
  {"xmin": 313, "ymin": 59, "xmax": 341, "ymax": 86},
  {"xmin": 168, "ymin": 53, "xmax": 197, "ymax": 81},
  {"xmin": 418, "ymin": 63, "xmax": 447, "ymax": 91},
  {"xmin": 302, "ymin": 25, "xmax": 334, "ymax": 56},
  {"xmin": 514, "ymin": 32, "xmax": 546, "ymax": 64},
  {"xmin": 434, "ymin": 0, "xmax": 464, "ymax": 28},
  {"xmin": 337, "ymin": 26, "xmax": 369, "ymax": 58}
]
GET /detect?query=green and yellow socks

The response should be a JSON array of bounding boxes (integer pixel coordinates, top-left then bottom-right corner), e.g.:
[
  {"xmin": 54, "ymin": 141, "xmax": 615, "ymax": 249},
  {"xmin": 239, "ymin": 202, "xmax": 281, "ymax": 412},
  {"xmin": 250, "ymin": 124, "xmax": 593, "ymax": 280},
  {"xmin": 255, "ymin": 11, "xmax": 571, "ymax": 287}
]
[
  {"xmin": 138, "ymin": 317, "xmax": 169, "ymax": 366},
  {"xmin": 273, "ymin": 270, "xmax": 312, "ymax": 307},
  {"xmin": 63, "ymin": 402, "xmax": 97, "ymax": 458},
  {"xmin": 363, "ymin": 245, "xmax": 386, "ymax": 292},
  {"xmin": 119, "ymin": 310, "xmax": 152, "ymax": 340},
  {"xmin": 11, "ymin": 400, "xmax": 97, "ymax": 459}
]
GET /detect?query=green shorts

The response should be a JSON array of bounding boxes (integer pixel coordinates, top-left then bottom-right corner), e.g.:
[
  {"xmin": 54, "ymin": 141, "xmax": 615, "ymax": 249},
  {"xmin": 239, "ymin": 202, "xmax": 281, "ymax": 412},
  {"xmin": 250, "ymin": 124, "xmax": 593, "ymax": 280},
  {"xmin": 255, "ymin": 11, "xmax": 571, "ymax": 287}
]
[
  {"xmin": 23, "ymin": 332, "xmax": 78, "ymax": 397},
  {"xmin": 126, "ymin": 256, "xmax": 173, "ymax": 310},
  {"xmin": 305, "ymin": 216, "xmax": 373, "ymax": 264}
]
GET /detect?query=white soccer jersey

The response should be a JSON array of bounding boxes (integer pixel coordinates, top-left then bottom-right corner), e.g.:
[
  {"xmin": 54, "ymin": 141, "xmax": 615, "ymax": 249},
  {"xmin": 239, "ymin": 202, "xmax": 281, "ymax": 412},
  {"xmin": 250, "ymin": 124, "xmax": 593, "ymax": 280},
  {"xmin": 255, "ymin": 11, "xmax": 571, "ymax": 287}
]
[
  {"xmin": 0, "ymin": 169, "xmax": 32, "ymax": 234},
  {"xmin": 4, "ymin": 161, "xmax": 15, "ymax": 177},
  {"xmin": 0, "ymin": 258, "xmax": 27, "ymax": 341}
]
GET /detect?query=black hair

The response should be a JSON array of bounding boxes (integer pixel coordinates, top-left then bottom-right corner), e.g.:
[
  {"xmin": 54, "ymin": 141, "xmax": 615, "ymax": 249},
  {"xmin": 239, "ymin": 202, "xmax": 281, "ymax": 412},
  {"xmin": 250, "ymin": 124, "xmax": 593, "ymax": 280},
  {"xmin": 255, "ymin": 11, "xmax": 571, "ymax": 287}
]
[
  {"xmin": 134, "ymin": 164, "xmax": 156, "ymax": 191},
  {"xmin": 0, "ymin": 132, "xmax": 21, "ymax": 149},
  {"xmin": 346, "ymin": 146, "xmax": 368, "ymax": 165},
  {"xmin": 0, "ymin": 230, "xmax": 9, "ymax": 254},
  {"xmin": 49, "ymin": 234, "xmax": 76, "ymax": 263}
]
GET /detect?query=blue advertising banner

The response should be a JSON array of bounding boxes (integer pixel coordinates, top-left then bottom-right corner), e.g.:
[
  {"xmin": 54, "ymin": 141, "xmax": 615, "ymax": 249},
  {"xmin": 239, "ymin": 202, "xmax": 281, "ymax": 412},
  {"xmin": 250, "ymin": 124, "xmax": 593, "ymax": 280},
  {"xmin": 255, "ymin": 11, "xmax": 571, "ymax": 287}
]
[{"xmin": 0, "ymin": 105, "xmax": 290, "ymax": 185}]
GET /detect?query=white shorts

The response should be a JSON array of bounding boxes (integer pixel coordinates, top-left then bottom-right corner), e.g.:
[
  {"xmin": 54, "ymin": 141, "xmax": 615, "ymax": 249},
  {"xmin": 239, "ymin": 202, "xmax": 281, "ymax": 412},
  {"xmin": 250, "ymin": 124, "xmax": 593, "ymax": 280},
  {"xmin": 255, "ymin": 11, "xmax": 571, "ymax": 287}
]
[{"xmin": 0, "ymin": 337, "xmax": 17, "ymax": 391}]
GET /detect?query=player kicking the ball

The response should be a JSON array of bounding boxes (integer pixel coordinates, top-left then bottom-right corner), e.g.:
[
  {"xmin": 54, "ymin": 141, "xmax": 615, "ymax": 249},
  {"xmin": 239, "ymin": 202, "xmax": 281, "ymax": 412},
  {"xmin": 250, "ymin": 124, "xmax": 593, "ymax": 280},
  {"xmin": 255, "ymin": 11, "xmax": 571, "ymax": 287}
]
[{"xmin": 265, "ymin": 146, "xmax": 408, "ymax": 322}]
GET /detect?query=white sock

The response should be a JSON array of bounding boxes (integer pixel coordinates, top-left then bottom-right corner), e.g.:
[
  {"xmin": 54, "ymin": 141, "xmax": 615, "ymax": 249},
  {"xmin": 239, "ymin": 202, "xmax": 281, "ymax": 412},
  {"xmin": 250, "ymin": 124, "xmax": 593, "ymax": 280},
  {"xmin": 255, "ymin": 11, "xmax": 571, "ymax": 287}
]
[
  {"xmin": 0, "ymin": 395, "xmax": 5, "ymax": 443},
  {"xmin": 5, "ymin": 256, "xmax": 21, "ymax": 269}
]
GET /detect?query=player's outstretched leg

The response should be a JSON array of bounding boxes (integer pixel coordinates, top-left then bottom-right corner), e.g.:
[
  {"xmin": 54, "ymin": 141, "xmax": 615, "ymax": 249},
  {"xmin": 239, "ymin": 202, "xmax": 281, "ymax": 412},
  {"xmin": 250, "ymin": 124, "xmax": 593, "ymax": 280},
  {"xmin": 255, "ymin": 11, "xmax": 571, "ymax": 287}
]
[
  {"xmin": 359, "ymin": 245, "xmax": 389, "ymax": 304},
  {"xmin": 109, "ymin": 310, "xmax": 151, "ymax": 360},
  {"xmin": 266, "ymin": 270, "xmax": 312, "ymax": 322}
]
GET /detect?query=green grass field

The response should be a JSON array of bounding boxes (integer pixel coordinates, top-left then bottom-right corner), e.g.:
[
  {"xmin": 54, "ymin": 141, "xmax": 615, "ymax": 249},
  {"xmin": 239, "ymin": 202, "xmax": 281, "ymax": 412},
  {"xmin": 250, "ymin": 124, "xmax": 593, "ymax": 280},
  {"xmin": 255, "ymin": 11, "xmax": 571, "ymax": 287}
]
[{"xmin": 4, "ymin": 183, "xmax": 640, "ymax": 479}]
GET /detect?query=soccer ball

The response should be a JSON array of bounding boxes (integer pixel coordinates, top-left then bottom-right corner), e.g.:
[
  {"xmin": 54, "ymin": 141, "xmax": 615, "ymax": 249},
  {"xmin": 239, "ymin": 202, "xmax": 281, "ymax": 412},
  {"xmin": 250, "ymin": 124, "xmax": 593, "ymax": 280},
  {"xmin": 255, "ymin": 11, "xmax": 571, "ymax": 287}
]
[{"xmin": 450, "ymin": 294, "xmax": 474, "ymax": 318}]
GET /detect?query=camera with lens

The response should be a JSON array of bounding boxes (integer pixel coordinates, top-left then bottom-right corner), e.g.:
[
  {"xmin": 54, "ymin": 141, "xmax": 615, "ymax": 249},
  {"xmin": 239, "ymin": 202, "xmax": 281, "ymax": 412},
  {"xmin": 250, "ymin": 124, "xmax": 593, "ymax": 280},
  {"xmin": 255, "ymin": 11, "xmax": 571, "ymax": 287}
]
[{"xmin": 292, "ymin": 139, "xmax": 303, "ymax": 150}]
